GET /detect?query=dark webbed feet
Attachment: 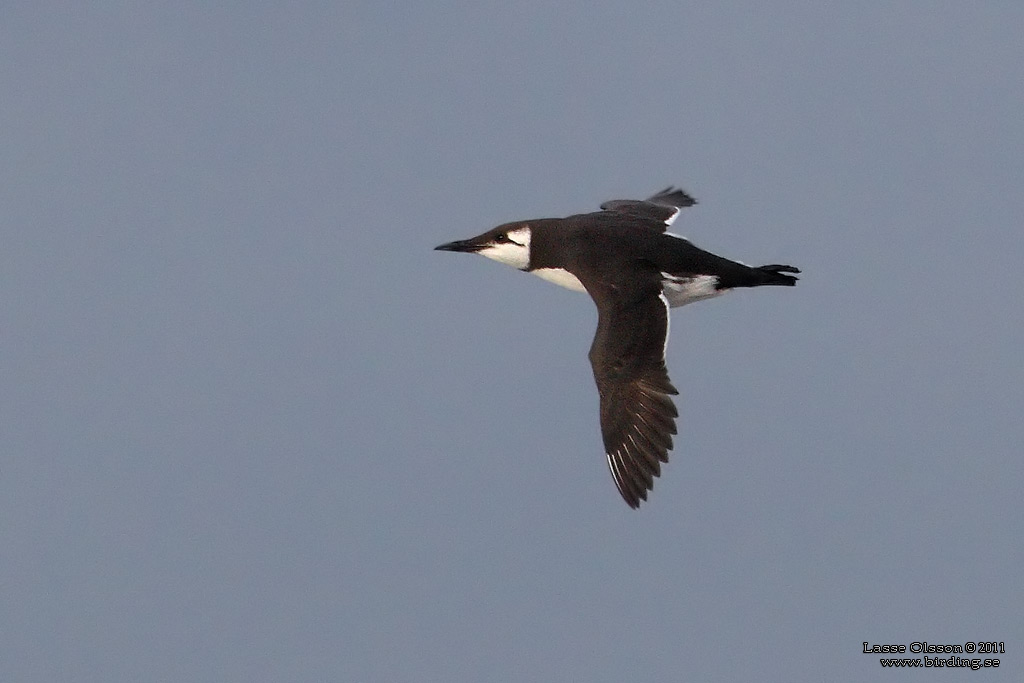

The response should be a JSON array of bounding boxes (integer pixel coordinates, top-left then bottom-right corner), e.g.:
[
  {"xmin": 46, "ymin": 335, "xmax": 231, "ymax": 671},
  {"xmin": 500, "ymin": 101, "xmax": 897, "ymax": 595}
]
[{"xmin": 754, "ymin": 264, "xmax": 800, "ymax": 286}]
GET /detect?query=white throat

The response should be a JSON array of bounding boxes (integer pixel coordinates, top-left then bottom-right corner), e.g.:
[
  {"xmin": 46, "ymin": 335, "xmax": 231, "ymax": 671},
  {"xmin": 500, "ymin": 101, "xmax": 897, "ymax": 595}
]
[{"xmin": 479, "ymin": 226, "xmax": 532, "ymax": 270}]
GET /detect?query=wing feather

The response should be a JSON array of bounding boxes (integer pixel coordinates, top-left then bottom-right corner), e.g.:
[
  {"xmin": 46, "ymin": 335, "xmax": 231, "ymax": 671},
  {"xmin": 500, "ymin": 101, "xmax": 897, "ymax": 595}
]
[
  {"xmin": 586, "ymin": 277, "xmax": 679, "ymax": 508},
  {"xmin": 600, "ymin": 186, "xmax": 697, "ymax": 226}
]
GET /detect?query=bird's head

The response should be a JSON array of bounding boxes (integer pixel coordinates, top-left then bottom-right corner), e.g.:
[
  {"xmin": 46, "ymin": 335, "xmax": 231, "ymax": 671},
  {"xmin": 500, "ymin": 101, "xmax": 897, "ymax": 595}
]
[{"xmin": 435, "ymin": 223, "xmax": 532, "ymax": 270}]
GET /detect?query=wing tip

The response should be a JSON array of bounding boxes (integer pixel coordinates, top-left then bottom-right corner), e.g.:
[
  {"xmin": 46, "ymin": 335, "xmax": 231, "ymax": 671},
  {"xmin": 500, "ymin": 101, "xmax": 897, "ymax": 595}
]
[
  {"xmin": 600, "ymin": 186, "xmax": 696, "ymax": 226},
  {"xmin": 648, "ymin": 186, "xmax": 698, "ymax": 208}
]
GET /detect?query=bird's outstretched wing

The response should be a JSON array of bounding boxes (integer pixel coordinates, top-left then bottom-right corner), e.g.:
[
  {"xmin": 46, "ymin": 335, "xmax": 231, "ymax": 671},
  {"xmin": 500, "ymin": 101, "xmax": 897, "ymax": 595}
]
[
  {"xmin": 586, "ymin": 277, "xmax": 678, "ymax": 508},
  {"xmin": 600, "ymin": 186, "xmax": 697, "ymax": 227}
]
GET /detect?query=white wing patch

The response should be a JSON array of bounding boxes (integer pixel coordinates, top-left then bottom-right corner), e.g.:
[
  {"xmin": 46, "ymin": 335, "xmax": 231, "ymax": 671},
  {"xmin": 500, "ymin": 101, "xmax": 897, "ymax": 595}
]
[{"xmin": 663, "ymin": 207, "xmax": 682, "ymax": 226}]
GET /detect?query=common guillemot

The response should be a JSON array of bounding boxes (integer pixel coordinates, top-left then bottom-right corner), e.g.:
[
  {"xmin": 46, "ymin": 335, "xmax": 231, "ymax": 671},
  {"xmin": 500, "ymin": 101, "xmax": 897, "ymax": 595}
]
[{"xmin": 436, "ymin": 187, "xmax": 799, "ymax": 508}]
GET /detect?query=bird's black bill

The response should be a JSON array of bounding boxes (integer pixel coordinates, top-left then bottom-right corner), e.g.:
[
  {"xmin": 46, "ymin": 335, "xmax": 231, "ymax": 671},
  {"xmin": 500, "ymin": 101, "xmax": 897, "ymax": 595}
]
[{"xmin": 434, "ymin": 239, "xmax": 483, "ymax": 253}]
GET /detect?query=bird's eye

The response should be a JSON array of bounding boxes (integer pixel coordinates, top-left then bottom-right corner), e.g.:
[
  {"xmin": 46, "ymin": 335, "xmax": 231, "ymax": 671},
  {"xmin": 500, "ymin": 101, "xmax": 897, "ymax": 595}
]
[{"xmin": 494, "ymin": 234, "xmax": 511, "ymax": 244}]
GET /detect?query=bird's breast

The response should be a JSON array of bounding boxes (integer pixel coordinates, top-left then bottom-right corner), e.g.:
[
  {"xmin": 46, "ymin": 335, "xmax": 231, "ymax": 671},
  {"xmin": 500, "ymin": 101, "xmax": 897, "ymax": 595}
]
[{"xmin": 529, "ymin": 267, "xmax": 587, "ymax": 293}]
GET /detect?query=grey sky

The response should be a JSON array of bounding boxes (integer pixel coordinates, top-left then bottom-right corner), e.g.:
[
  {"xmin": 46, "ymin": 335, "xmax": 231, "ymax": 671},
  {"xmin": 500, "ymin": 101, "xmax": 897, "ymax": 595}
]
[{"xmin": 2, "ymin": 3, "xmax": 1021, "ymax": 681}]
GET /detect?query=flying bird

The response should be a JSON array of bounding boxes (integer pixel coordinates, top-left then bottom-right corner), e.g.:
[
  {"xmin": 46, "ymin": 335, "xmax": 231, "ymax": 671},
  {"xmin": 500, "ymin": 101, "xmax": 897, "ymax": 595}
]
[{"xmin": 436, "ymin": 187, "xmax": 799, "ymax": 508}]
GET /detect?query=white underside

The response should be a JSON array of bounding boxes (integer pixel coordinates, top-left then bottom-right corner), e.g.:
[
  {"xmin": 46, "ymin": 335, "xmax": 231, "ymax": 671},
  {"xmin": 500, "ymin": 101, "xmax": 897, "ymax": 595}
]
[
  {"xmin": 661, "ymin": 273, "xmax": 727, "ymax": 307},
  {"xmin": 659, "ymin": 291, "xmax": 670, "ymax": 357},
  {"xmin": 530, "ymin": 267, "xmax": 587, "ymax": 292},
  {"xmin": 529, "ymin": 267, "xmax": 725, "ymax": 307}
]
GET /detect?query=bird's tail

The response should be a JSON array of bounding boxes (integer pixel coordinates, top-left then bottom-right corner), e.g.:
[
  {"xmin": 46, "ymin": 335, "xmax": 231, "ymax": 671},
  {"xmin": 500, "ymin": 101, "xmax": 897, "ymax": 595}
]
[{"xmin": 752, "ymin": 264, "xmax": 800, "ymax": 287}]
